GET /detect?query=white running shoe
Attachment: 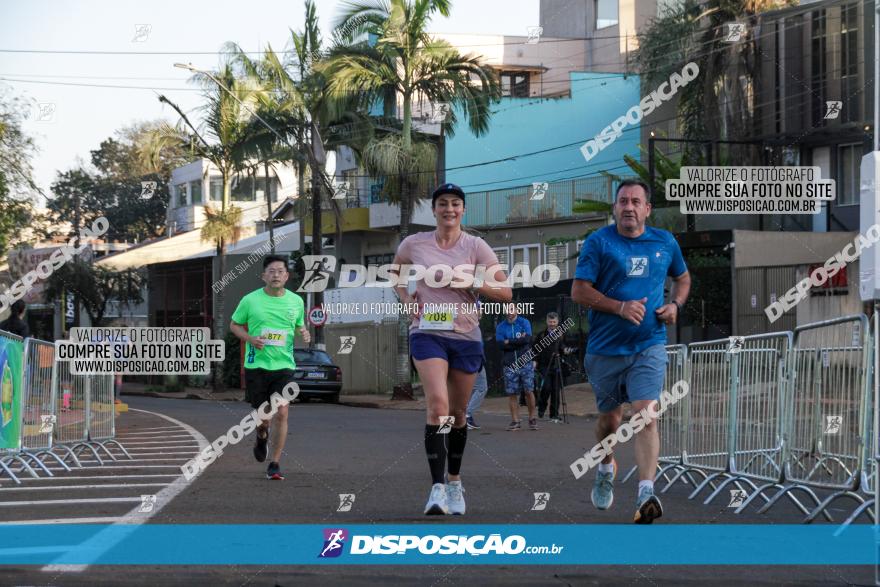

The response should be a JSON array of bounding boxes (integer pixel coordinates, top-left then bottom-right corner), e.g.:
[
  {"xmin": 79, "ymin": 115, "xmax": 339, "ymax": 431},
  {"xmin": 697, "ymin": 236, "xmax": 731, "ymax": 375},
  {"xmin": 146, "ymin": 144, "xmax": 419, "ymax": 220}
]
[
  {"xmin": 446, "ymin": 480, "xmax": 466, "ymax": 515},
  {"xmin": 424, "ymin": 483, "xmax": 449, "ymax": 515}
]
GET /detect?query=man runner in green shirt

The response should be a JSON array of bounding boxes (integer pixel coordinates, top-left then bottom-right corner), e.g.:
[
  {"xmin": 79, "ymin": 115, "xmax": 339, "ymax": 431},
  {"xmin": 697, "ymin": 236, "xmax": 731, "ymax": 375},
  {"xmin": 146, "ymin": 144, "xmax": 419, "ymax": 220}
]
[{"xmin": 230, "ymin": 255, "xmax": 310, "ymax": 480}]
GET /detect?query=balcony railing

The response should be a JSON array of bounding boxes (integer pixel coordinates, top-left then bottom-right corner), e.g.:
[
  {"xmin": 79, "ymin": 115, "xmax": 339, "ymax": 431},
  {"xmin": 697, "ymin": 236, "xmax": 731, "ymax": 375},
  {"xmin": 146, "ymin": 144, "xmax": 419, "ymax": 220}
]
[{"xmin": 463, "ymin": 176, "xmax": 616, "ymax": 227}]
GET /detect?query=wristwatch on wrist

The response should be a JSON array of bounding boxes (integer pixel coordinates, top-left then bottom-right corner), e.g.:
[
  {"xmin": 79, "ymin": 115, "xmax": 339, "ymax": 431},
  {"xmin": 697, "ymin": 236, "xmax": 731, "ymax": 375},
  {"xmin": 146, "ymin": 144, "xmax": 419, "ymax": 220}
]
[{"xmin": 673, "ymin": 300, "xmax": 683, "ymax": 314}]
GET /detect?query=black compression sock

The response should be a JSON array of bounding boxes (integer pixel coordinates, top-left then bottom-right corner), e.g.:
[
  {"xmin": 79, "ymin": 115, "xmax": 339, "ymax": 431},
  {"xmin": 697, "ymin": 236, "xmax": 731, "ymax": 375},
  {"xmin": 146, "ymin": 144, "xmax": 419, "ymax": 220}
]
[
  {"xmin": 425, "ymin": 425, "xmax": 447, "ymax": 484},
  {"xmin": 447, "ymin": 426, "xmax": 467, "ymax": 476}
]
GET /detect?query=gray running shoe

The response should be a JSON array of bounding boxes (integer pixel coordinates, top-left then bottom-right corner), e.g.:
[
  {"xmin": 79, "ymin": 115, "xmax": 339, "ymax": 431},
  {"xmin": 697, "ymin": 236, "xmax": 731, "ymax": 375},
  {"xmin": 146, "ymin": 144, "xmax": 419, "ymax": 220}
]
[{"xmin": 590, "ymin": 458, "xmax": 617, "ymax": 510}]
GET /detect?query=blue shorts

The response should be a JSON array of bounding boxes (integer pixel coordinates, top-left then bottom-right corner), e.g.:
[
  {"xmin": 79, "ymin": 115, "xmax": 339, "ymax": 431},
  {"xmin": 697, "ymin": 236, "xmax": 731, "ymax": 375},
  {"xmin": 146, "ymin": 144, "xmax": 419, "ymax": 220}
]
[
  {"xmin": 410, "ymin": 332, "xmax": 484, "ymax": 374},
  {"xmin": 584, "ymin": 344, "xmax": 667, "ymax": 413},
  {"xmin": 503, "ymin": 363, "xmax": 534, "ymax": 395}
]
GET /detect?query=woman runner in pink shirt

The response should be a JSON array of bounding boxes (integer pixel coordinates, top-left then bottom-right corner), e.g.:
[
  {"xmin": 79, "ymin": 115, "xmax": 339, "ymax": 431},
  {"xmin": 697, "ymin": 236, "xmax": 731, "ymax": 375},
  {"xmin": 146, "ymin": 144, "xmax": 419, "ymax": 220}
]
[{"xmin": 392, "ymin": 183, "xmax": 511, "ymax": 515}]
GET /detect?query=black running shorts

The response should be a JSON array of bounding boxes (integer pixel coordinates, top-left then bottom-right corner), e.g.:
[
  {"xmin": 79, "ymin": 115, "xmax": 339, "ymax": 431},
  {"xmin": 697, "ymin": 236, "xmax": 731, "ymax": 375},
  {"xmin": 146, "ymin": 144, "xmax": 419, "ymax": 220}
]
[{"xmin": 244, "ymin": 368, "xmax": 297, "ymax": 409}]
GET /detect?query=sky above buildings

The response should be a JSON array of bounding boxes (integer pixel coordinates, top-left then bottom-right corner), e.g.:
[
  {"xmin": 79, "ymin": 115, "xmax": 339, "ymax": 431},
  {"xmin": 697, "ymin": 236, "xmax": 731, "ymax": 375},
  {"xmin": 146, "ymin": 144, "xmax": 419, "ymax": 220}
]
[{"xmin": 1, "ymin": 0, "xmax": 540, "ymax": 198}]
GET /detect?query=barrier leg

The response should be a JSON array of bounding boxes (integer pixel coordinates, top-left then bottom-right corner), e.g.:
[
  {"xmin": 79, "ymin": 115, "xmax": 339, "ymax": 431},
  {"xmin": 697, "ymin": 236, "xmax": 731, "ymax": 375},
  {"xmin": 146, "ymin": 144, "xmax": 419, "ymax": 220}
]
[
  {"xmin": 621, "ymin": 464, "xmax": 639, "ymax": 484},
  {"xmin": 663, "ymin": 467, "xmax": 708, "ymax": 494},
  {"xmin": 72, "ymin": 443, "xmax": 104, "ymax": 465},
  {"xmin": 688, "ymin": 471, "xmax": 728, "ymax": 500},
  {"xmin": 31, "ymin": 450, "xmax": 71, "ymax": 472},
  {"xmin": 9, "ymin": 455, "xmax": 40, "ymax": 478},
  {"xmin": 734, "ymin": 481, "xmax": 779, "ymax": 513},
  {"xmin": 100, "ymin": 440, "xmax": 132, "ymax": 460},
  {"xmin": 757, "ymin": 484, "xmax": 834, "ymax": 521},
  {"xmin": 51, "ymin": 445, "xmax": 83, "ymax": 468},
  {"xmin": 704, "ymin": 476, "xmax": 760, "ymax": 505},
  {"xmin": 832, "ymin": 499, "xmax": 875, "ymax": 536},
  {"xmin": 803, "ymin": 490, "xmax": 865, "ymax": 524},
  {"xmin": 658, "ymin": 465, "xmax": 687, "ymax": 492},
  {"xmin": 88, "ymin": 441, "xmax": 118, "ymax": 461},
  {"xmin": 17, "ymin": 452, "xmax": 54, "ymax": 477},
  {"xmin": 0, "ymin": 458, "xmax": 22, "ymax": 485}
]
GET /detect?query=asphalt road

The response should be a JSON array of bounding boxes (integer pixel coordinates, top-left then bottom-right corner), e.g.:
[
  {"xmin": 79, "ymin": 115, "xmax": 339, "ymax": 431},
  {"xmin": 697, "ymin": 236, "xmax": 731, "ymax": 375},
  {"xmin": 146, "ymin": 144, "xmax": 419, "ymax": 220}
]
[{"xmin": 0, "ymin": 395, "xmax": 876, "ymax": 586}]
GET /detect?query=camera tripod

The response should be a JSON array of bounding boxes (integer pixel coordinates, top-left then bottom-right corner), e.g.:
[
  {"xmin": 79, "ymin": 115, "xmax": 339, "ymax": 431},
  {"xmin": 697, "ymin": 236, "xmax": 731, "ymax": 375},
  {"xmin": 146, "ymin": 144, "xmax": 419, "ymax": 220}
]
[{"xmin": 540, "ymin": 351, "xmax": 568, "ymax": 424}]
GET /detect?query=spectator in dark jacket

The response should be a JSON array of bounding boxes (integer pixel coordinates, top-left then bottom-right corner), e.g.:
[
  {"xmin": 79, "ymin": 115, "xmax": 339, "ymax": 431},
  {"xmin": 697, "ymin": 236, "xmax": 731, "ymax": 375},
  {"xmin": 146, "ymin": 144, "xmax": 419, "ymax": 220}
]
[
  {"xmin": 496, "ymin": 304, "xmax": 537, "ymax": 431},
  {"xmin": 534, "ymin": 312, "xmax": 564, "ymax": 421},
  {"xmin": 0, "ymin": 300, "xmax": 30, "ymax": 338}
]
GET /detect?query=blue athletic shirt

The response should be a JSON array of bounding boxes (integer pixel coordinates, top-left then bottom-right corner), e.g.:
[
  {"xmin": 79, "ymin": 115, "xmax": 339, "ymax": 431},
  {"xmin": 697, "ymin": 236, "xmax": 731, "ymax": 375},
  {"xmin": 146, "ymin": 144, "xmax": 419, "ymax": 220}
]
[{"xmin": 575, "ymin": 224, "xmax": 687, "ymax": 356}]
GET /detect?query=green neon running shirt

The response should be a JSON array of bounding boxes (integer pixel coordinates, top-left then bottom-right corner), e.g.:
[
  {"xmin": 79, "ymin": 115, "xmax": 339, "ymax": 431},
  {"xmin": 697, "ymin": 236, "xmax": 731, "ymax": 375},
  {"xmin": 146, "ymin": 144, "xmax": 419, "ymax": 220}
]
[{"xmin": 231, "ymin": 288, "xmax": 305, "ymax": 371}]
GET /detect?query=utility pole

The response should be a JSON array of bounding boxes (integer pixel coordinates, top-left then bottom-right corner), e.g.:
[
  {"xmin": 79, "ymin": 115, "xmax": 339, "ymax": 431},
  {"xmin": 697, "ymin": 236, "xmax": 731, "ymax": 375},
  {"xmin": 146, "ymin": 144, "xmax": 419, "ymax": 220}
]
[
  {"xmin": 72, "ymin": 190, "xmax": 81, "ymax": 329},
  {"xmin": 310, "ymin": 121, "xmax": 325, "ymax": 349},
  {"xmin": 265, "ymin": 160, "xmax": 275, "ymax": 253}
]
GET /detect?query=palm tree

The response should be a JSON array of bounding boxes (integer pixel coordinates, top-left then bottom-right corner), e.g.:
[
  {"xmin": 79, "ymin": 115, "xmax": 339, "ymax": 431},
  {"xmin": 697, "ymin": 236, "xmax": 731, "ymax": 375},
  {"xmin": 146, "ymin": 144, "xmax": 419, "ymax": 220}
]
[
  {"xmin": 633, "ymin": 0, "xmax": 796, "ymax": 162},
  {"xmin": 320, "ymin": 0, "xmax": 499, "ymax": 397},
  {"xmin": 227, "ymin": 1, "xmax": 368, "ymax": 348},
  {"xmin": 321, "ymin": 0, "xmax": 500, "ymax": 239},
  {"xmin": 148, "ymin": 62, "xmax": 262, "ymax": 339}
]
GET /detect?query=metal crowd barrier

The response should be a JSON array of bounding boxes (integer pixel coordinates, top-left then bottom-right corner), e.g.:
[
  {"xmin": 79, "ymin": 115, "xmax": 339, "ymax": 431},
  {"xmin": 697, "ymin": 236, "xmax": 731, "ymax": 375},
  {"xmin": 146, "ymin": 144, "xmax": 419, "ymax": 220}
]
[
  {"xmin": 0, "ymin": 332, "xmax": 130, "ymax": 484},
  {"xmin": 86, "ymin": 372, "xmax": 130, "ymax": 460},
  {"xmin": 16, "ymin": 339, "xmax": 69, "ymax": 477},
  {"xmin": 755, "ymin": 316, "xmax": 873, "ymax": 523},
  {"xmin": 616, "ymin": 314, "xmax": 875, "ymax": 526},
  {"xmin": 690, "ymin": 334, "xmax": 795, "ymax": 510}
]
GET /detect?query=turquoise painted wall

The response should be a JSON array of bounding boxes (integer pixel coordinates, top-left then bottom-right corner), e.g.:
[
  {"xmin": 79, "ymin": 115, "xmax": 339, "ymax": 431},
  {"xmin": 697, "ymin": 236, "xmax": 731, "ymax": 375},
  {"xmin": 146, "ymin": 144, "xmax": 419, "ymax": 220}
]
[{"xmin": 445, "ymin": 72, "xmax": 642, "ymax": 193}]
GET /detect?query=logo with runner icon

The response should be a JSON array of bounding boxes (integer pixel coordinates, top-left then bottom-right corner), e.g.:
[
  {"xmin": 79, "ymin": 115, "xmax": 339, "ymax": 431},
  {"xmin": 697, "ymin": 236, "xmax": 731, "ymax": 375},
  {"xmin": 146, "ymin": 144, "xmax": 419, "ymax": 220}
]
[{"xmin": 319, "ymin": 528, "xmax": 348, "ymax": 558}]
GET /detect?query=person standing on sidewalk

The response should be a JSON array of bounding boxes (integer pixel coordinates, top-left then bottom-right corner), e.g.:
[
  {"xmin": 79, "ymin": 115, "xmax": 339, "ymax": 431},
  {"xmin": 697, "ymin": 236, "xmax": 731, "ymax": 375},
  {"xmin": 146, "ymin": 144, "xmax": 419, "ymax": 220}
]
[
  {"xmin": 571, "ymin": 179, "xmax": 690, "ymax": 524},
  {"xmin": 393, "ymin": 183, "xmax": 512, "ymax": 516},
  {"xmin": 229, "ymin": 255, "xmax": 311, "ymax": 481},
  {"xmin": 496, "ymin": 305, "xmax": 537, "ymax": 431},
  {"xmin": 535, "ymin": 312, "xmax": 563, "ymax": 422}
]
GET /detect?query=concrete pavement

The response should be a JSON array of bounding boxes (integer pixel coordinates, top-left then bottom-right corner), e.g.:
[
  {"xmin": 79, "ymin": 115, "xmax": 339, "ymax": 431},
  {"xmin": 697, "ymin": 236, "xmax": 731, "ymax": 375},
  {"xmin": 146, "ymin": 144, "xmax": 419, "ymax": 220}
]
[{"xmin": 0, "ymin": 395, "xmax": 874, "ymax": 585}]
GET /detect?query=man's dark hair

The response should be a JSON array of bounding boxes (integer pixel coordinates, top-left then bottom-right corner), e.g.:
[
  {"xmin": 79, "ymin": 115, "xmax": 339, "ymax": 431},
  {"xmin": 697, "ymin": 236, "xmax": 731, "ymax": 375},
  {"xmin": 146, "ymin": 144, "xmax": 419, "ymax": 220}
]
[
  {"xmin": 546, "ymin": 312, "xmax": 559, "ymax": 321},
  {"xmin": 615, "ymin": 179, "xmax": 652, "ymax": 205},
  {"xmin": 262, "ymin": 255, "xmax": 288, "ymax": 270},
  {"xmin": 11, "ymin": 300, "xmax": 25, "ymax": 316}
]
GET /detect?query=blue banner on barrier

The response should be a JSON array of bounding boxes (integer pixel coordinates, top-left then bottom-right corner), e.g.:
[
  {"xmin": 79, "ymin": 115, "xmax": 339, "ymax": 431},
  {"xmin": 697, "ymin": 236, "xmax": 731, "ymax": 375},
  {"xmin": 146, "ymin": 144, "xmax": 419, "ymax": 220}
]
[{"xmin": 0, "ymin": 525, "xmax": 877, "ymax": 565}]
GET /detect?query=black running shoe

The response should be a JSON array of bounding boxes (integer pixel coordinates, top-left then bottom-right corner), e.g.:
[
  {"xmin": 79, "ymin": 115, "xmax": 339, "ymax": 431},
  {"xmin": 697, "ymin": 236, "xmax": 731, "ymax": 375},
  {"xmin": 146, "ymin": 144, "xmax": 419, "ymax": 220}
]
[
  {"xmin": 266, "ymin": 461, "xmax": 284, "ymax": 480},
  {"xmin": 253, "ymin": 427, "xmax": 269, "ymax": 462}
]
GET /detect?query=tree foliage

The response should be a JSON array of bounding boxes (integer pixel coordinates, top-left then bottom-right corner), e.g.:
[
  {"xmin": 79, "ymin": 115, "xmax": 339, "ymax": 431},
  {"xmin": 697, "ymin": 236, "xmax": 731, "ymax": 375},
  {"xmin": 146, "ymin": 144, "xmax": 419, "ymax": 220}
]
[{"xmin": 43, "ymin": 259, "xmax": 146, "ymax": 327}]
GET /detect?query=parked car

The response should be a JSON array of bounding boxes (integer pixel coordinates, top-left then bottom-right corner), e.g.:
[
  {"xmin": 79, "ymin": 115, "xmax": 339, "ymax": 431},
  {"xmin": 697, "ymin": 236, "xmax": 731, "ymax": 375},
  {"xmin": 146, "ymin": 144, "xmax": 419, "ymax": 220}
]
[{"xmin": 293, "ymin": 348, "xmax": 342, "ymax": 403}]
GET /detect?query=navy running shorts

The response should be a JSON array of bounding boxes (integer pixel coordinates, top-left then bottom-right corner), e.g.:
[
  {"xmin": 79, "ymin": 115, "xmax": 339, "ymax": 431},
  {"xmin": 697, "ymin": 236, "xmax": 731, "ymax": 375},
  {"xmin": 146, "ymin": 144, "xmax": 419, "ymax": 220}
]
[{"xmin": 409, "ymin": 331, "xmax": 484, "ymax": 374}]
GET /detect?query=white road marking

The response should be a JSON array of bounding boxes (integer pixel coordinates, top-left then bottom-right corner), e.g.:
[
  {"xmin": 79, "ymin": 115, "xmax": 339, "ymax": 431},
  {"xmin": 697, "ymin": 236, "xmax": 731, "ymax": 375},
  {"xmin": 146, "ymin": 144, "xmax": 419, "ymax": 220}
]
[
  {"xmin": 39, "ymin": 465, "xmax": 183, "ymax": 471},
  {"xmin": 116, "ymin": 426, "xmax": 181, "ymax": 432},
  {"xmin": 112, "ymin": 440, "xmax": 197, "ymax": 445},
  {"xmin": 11, "ymin": 474, "xmax": 178, "ymax": 481},
  {"xmin": 0, "ymin": 517, "xmax": 123, "ymax": 525},
  {"xmin": 0, "ymin": 497, "xmax": 143, "ymax": 506},
  {"xmin": 42, "ymin": 407, "xmax": 208, "ymax": 572},
  {"xmin": 0, "ymin": 483, "xmax": 170, "ymax": 491}
]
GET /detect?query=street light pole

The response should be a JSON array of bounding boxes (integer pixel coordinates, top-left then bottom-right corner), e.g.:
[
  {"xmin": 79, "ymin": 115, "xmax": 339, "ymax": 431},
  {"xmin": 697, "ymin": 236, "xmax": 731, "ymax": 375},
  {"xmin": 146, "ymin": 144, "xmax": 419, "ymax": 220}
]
[{"xmin": 174, "ymin": 63, "xmax": 330, "ymax": 348}]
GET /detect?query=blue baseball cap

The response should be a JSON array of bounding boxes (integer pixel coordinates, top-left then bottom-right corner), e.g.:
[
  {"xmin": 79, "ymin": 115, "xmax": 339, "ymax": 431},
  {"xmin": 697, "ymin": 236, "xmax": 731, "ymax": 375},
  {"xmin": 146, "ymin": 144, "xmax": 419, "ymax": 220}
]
[{"xmin": 431, "ymin": 183, "xmax": 466, "ymax": 206}]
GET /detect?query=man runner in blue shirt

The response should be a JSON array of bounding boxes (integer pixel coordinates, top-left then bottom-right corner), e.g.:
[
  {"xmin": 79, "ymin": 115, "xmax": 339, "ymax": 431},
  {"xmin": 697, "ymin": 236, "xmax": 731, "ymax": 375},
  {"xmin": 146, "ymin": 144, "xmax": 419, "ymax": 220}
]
[{"xmin": 572, "ymin": 180, "xmax": 690, "ymax": 524}]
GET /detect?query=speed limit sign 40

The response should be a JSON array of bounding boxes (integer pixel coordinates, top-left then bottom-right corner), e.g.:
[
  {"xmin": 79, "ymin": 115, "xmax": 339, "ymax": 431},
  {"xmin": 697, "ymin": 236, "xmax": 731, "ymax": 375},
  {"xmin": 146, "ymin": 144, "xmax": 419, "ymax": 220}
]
[{"xmin": 308, "ymin": 306, "xmax": 327, "ymax": 327}]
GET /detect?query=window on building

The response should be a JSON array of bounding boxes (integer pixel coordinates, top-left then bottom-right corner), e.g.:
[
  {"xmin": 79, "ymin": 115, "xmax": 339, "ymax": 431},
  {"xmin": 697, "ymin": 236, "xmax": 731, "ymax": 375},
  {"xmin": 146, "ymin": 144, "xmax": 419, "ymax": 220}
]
[
  {"xmin": 810, "ymin": 9, "xmax": 827, "ymax": 126},
  {"xmin": 190, "ymin": 180, "xmax": 202, "ymax": 204},
  {"xmin": 500, "ymin": 72, "xmax": 529, "ymax": 98},
  {"xmin": 364, "ymin": 253, "xmax": 394, "ymax": 266},
  {"xmin": 837, "ymin": 143, "xmax": 862, "ymax": 206},
  {"xmin": 512, "ymin": 244, "xmax": 540, "ymax": 274},
  {"xmin": 840, "ymin": 3, "xmax": 859, "ymax": 123},
  {"xmin": 231, "ymin": 176, "xmax": 256, "ymax": 202},
  {"xmin": 493, "ymin": 247, "xmax": 510, "ymax": 270},
  {"xmin": 545, "ymin": 243, "xmax": 569, "ymax": 280},
  {"xmin": 253, "ymin": 177, "xmax": 280, "ymax": 203},
  {"xmin": 174, "ymin": 183, "xmax": 187, "ymax": 208},
  {"xmin": 595, "ymin": 0, "xmax": 618, "ymax": 29},
  {"xmin": 209, "ymin": 177, "xmax": 224, "ymax": 202}
]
